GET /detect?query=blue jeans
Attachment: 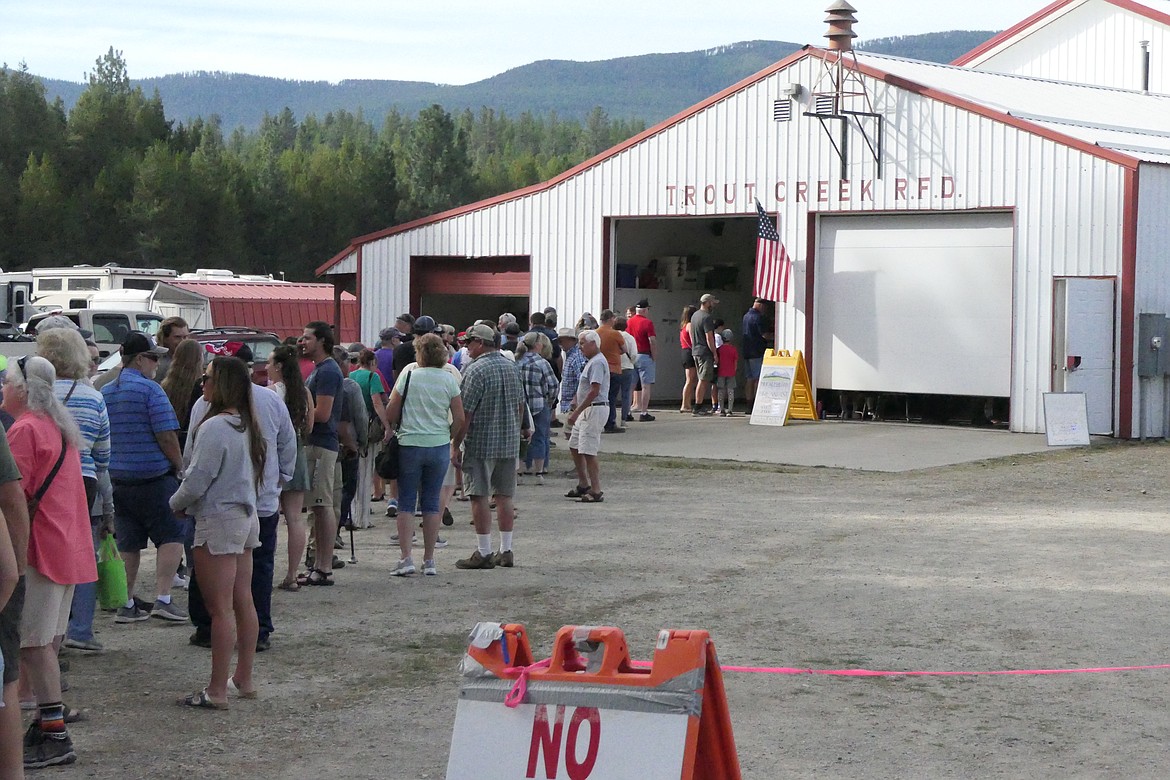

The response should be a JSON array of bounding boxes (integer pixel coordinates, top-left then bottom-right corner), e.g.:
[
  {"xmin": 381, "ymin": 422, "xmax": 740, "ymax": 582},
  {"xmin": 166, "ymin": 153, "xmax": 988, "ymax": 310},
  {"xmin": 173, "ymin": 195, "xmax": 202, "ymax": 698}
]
[
  {"xmin": 606, "ymin": 373, "xmax": 622, "ymax": 428},
  {"xmin": 66, "ymin": 518, "xmax": 101, "ymax": 643},
  {"xmin": 525, "ymin": 407, "xmax": 552, "ymax": 469},
  {"xmin": 620, "ymin": 369, "xmax": 635, "ymax": 421},
  {"xmin": 397, "ymin": 444, "xmax": 449, "ymax": 515}
]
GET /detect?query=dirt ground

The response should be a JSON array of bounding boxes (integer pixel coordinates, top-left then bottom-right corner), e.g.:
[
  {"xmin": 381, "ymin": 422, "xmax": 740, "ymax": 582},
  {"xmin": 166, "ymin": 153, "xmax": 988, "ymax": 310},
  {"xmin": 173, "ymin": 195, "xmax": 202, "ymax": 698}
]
[{"xmin": 57, "ymin": 436, "xmax": 1170, "ymax": 778}]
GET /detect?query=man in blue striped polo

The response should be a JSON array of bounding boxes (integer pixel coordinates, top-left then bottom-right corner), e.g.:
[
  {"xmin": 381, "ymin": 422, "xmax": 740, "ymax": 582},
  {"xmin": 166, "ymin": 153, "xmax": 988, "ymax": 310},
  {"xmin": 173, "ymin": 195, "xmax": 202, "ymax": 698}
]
[{"xmin": 101, "ymin": 332, "xmax": 188, "ymax": 623}]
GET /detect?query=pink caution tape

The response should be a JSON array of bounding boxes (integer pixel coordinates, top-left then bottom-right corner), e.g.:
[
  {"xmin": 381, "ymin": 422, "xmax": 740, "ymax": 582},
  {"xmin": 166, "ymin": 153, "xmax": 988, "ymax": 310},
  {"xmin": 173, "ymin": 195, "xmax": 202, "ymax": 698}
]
[
  {"xmin": 503, "ymin": 658, "xmax": 552, "ymax": 707},
  {"xmin": 630, "ymin": 660, "xmax": 1170, "ymax": 677}
]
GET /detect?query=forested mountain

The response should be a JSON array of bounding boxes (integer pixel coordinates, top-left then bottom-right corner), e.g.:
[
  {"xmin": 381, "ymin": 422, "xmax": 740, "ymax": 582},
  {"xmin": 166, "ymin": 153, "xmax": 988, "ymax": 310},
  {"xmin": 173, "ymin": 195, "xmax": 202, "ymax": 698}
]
[
  {"xmin": 1, "ymin": 31, "xmax": 996, "ymax": 283},
  {"xmin": 34, "ymin": 33, "xmax": 993, "ymax": 132}
]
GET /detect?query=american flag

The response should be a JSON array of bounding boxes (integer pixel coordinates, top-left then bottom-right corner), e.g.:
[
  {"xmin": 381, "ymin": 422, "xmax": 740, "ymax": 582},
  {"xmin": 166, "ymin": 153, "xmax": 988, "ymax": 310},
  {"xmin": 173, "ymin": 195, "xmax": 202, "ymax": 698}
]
[{"xmin": 753, "ymin": 199, "xmax": 790, "ymax": 303}]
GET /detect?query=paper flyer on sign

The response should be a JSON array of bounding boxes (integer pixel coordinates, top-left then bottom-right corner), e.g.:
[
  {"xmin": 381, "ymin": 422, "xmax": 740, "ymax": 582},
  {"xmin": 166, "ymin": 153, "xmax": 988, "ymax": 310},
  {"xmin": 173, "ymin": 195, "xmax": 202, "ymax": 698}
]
[{"xmin": 750, "ymin": 365, "xmax": 796, "ymax": 427}]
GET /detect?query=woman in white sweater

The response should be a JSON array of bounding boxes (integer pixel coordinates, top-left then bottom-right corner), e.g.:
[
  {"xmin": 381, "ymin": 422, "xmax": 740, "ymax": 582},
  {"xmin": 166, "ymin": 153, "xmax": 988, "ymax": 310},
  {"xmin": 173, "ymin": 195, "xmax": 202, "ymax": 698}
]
[{"xmin": 170, "ymin": 356, "xmax": 267, "ymax": 709}]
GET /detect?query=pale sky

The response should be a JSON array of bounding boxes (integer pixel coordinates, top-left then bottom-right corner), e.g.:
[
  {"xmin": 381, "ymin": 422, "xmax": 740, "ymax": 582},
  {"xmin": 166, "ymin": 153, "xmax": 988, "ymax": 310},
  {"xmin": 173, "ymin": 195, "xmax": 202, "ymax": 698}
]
[{"xmin": 3, "ymin": 1, "xmax": 1037, "ymax": 85}]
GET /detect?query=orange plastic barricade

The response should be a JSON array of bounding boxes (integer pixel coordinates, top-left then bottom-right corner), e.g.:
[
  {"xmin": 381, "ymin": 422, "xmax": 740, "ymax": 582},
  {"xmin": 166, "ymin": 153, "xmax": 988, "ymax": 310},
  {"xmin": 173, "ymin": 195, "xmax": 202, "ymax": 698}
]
[{"xmin": 446, "ymin": 623, "xmax": 741, "ymax": 780}]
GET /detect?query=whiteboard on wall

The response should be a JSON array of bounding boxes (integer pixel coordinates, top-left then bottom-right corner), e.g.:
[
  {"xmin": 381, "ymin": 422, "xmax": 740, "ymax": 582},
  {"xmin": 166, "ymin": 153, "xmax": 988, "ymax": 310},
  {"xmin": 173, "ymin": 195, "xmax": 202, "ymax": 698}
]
[{"xmin": 815, "ymin": 213, "xmax": 1014, "ymax": 396}]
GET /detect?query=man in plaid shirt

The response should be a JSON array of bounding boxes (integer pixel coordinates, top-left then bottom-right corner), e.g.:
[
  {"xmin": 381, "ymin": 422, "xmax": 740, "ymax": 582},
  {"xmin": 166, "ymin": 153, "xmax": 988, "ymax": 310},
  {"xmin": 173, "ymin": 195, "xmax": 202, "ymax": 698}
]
[
  {"xmin": 451, "ymin": 324, "xmax": 529, "ymax": 569},
  {"xmin": 558, "ymin": 329, "xmax": 585, "ymax": 415}
]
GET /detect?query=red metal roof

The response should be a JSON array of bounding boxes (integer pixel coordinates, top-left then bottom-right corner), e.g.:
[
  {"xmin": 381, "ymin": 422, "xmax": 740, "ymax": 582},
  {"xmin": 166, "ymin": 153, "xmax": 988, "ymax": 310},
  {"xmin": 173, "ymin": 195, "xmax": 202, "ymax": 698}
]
[{"xmin": 161, "ymin": 281, "xmax": 359, "ymax": 342}]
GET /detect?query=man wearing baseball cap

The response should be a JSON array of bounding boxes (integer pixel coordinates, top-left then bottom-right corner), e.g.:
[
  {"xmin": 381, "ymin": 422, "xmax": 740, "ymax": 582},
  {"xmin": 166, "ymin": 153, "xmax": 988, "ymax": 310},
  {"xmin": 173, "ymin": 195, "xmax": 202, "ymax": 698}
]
[
  {"xmin": 450, "ymin": 324, "xmax": 528, "ymax": 570},
  {"xmin": 101, "ymin": 332, "xmax": 188, "ymax": 622},
  {"xmin": 626, "ymin": 299, "xmax": 657, "ymax": 421},
  {"xmin": 689, "ymin": 293, "xmax": 720, "ymax": 415}
]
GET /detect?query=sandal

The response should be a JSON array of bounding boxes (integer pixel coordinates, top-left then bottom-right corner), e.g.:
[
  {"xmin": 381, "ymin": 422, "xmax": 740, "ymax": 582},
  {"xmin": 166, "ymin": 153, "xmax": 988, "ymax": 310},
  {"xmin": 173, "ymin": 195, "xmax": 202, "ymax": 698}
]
[
  {"xmin": 179, "ymin": 688, "xmax": 228, "ymax": 710},
  {"xmin": 276, "ymin": 579, "xmax": 301, "ymax": 592},
  {"xmin": 579, "ymin": 491, "xmax": 605, "ymax": 503},
  {"xmin": 564, "ymin": 485, "xmax": 591, "ymax": 498},
  {"xmin": 296, "ymin": 568, "xmax": 334, "ymax": 587},
  {"xmin": 227, "ymin": 677, "xmax": 258, "ymax": 699}
]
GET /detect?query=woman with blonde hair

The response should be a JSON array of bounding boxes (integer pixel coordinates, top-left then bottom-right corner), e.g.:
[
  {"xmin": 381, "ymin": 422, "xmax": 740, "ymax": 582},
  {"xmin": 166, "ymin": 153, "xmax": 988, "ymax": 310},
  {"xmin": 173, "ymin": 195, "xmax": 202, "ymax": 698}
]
[
  {"xmin": 171, "ymin": 356, "xmax": 266, "ymax": 708},
  {"xmin": 385, "ymin": 334, "xmax": 464, "ymax": 577},
  {"xmin": 2, "ymin": 356, "xmax": 95, "ymax": 767},
  {"xmin": 36, "ymin": 326, "xmax": 111, "ymax": 655}
]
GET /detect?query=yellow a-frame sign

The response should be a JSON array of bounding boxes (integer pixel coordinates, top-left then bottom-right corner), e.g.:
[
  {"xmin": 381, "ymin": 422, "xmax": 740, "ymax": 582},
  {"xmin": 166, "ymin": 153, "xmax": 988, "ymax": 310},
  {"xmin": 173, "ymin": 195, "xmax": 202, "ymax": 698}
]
[{"xmin": 749, "ymin": 350, "xmax": 818, "ymax": 427}]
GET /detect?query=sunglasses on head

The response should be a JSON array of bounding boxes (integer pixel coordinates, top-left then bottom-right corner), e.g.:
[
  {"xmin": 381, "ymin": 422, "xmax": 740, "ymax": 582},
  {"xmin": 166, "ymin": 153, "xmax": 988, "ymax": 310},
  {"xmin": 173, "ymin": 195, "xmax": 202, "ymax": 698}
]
[{"xmin": 16, "ymin": 355, "xmax": 28, "ymax": 380}]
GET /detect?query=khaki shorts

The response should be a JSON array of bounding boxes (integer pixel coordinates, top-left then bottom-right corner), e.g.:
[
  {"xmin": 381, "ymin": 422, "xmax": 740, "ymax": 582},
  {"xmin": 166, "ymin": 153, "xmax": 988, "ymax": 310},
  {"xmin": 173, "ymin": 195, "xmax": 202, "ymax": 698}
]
[
  {"xmin": 194, "ymin": 511, "xmax": 261, "ymax": 556},
  {"xmin": 305, "ymin": 445, "xmax": 339, "ymax": 506},
  {"xmin": 21, "ymin": 567, "xmax": 73, "ymax": 648},
  {"xmin": 464, "ymin": 457, "xmax": 517, "ymax": 498},
  {"xmin": 695, "ymin": 355, "xmax": 717, "ymax": 383},
  {"xmin": 568, "ymin": 405, "xmax": 605, "ymax": 457},
  {"xmin": 444, "ymin": 460, "xmax": 458, "ymax": 487}
]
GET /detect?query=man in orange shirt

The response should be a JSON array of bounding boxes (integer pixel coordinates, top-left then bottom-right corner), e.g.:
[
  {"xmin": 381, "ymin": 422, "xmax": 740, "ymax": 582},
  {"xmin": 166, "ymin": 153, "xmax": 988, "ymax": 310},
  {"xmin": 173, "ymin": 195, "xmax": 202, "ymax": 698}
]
[{"xmin": 596, "ymin": 310, "xmax": 628, "ymax": 433}]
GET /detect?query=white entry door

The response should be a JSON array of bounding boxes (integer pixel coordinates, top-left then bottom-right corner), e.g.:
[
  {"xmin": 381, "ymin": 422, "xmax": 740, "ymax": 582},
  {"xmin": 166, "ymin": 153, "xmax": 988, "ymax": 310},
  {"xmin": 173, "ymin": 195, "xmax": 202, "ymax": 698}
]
[{"xmin": 1053, "ymin": 278, "xmax": 1115, "ymax": 435}]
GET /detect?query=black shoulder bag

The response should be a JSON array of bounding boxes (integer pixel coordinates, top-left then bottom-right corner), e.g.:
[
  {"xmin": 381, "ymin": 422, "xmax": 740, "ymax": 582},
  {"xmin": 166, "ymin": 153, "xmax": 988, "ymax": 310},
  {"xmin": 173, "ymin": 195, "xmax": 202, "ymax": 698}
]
[
  {"xmin": 375, "ymin": 372, "xmax": 411, "ymax": 480},
  {"xmin": 28, "ymin": 433, "xmax": 68, "ymax": 521}
]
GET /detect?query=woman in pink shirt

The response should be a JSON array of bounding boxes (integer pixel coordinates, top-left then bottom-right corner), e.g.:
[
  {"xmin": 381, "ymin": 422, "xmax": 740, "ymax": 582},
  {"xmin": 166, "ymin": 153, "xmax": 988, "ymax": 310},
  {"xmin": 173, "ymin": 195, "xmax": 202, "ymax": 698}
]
[{"xmin": 2, "ymin": 355, "xmax": 96, "ymax": 769}]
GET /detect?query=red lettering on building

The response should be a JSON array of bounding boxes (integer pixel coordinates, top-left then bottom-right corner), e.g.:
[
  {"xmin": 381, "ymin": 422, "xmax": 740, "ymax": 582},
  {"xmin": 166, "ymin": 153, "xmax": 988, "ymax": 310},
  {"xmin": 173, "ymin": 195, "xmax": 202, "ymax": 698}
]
[
  {"xmin": 684, "ymin": 186, "xmax": 696, "ymax": 206},
  {"xmin": 704, "ymin": 184, "xmax": 716, "ymax": 205},
  {"xmin": 918, "ymin": 177, "xmax": 931, "ymax": 199},
  {"xmin": 565, "ymin": 707, "xmax": 601, "ymax": 780},
  {"xmin": 860, "ymin": 179, "xmax": 874, "ymax": 201},
  {"xmin": 527, "ymin": 705, "xmax": 566, "ymax": 779},
  {"xmin": 665, "ymin": 185, "xmax": 677, "ymax": 206},
  {"xmin": 774, "ymin": 182, "xmax": 785, "ymax": 203},
  {"xmin": 795, "ymin": 181, "xmax": 808, "ymax": 203},
  {"xmin": 723, "ymin": 184, "xmax": 737, "ymax": 204},
  {"xmin": 817, "ymin": 180, "xmax": 830, "ymax": 202},
  {"xmin": 894, "ymin": 179, "xmax": 908, "ymax": 200},
  {"xmin": 941, "ymin": 176, "xmax": 955, "ymax": 198},
  {"xmin": 838, "ymin": 180, "xmax": 851, "ymax": 201},
  {"xmin": 744, "ymin": 182, "xmax": 756, "ymax": 203}
]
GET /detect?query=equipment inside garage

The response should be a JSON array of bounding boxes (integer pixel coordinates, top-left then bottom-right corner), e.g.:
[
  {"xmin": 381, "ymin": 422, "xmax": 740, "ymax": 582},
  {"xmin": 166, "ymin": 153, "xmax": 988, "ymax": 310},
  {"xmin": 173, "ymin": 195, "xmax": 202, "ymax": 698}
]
[{"xmin": 610, "ymin": 215, "xmax": 758, "ymax": 402}]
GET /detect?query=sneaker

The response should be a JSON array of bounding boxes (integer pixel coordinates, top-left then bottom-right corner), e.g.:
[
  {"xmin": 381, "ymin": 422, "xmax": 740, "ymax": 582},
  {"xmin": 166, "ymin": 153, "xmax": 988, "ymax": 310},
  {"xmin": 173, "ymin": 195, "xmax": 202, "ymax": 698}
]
[
  {"xmin": 62, "ymin": 638, "xmax": 103, "ymax": 653},
  {"xmin": 623, "ymin": 415, "xmax": 635, "ymax": 422},
  {"xmin": 115, "ymin": 604, "xmax": 150, "ymax": 623},
  {"xmin": 414, "ymin": 509, "xmax": 423, "ymax": 518},
  {"xmin": 390, "ymin": 531, "xmax": 416, "ymax": 544},
  {"xmin": 133, "ymin": 595, "xmax": 155, "ymax": 613},
  {"xmin": 190, "ymin": 629, "xmax": 212, "ymax": 648},
  {"xmin": 256, "ymin": 636, "xmax": 271, "ymax": 652},
  {"xmin": 442, "ymin": 507, "xmax": 454, "ymax": 526},
  {"xmin": 151, "ymin": 599, "xmax": 188, "ymax": 622},
  {"xmin": 422, "ymin": 559, "xmax": 437, "ymax": 576},
  {"xmin": 386, "ymin": 500, "xmax": 398, "ymax": 518},
  {"xmin": 491, "ymin": 550, "xmax": 515, "ymax": 568},
  {"xmin": 172, "ymin": 573, "xmax": 189, "ymax": 589},
  {"xmin": 390, "ymin": 557, "xmax": 416, "ymax": 577},
  {"xmin": 692, "ymin": 405, "xmax": 714, "ymax": 416},
  {"xmin": 602, "ymin": 426, "xmax": 625, "ymax": 434},
  {"xmin": 639, "ymin": 413, "xmax": 656, "ymax": 422},
  {"xmin": 434, "ymin": 536, "xmax": 449, "ymax": 549},
  {"xmin": 455, "ymin": 550, "xmax": 496, "ymax": 570},
  {"xmin": 24, "ymin": 731, "xmax": 75, "ymax": 769}
]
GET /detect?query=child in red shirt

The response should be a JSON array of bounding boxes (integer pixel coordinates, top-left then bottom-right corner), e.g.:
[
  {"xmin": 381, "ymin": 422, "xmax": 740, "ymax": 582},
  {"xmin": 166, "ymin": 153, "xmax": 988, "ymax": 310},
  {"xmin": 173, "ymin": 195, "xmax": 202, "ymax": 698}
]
[{"xmin": 716, "ymin": 329, "xmax": 739, "ymax": 417}]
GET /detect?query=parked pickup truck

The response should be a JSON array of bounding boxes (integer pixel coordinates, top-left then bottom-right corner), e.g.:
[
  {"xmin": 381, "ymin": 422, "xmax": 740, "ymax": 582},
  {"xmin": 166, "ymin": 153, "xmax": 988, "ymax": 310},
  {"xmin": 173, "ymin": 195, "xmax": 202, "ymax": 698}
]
[{"xmin": 0, "ymin": 309, "xmax": 164, "ymax": 360}]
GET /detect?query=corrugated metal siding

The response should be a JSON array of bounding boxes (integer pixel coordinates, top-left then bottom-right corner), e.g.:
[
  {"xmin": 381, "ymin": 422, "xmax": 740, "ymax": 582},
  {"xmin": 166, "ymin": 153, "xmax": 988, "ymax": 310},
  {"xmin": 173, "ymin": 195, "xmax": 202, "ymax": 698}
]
[
  {"xmin": 347, "ymin": 51, "xmax": 1134, "ymax": 434},
  {"xmin": 968, "ymin": 0, "xmax": 1170, "ymax": 93},
  {"xmin": 1134, "ymin": 162, "xmax": 1170, "ymax": 435}
]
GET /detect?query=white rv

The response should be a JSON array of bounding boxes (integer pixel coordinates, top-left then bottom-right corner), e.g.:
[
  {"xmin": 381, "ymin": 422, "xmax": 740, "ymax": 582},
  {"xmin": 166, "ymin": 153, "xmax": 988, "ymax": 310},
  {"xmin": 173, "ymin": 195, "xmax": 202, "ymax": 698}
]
[{"xmin": 30, "ymin": 264, "xmax": 177, "ymax": 312}]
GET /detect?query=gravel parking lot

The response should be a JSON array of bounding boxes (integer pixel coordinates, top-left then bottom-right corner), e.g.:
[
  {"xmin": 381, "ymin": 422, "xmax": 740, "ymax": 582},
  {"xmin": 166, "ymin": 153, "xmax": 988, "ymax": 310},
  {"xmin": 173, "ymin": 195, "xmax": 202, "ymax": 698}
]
[{"xmin": 58, "ymin": 431, "xmax": 1170, "ymax": 778}]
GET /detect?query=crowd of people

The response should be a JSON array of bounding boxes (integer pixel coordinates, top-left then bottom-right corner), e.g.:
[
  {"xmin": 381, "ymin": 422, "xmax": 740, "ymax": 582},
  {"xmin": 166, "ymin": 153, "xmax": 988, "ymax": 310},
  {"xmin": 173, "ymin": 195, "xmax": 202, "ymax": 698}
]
[{"xmin": 0, "ymin": 291, "xmax": 772, "ymax": 771}]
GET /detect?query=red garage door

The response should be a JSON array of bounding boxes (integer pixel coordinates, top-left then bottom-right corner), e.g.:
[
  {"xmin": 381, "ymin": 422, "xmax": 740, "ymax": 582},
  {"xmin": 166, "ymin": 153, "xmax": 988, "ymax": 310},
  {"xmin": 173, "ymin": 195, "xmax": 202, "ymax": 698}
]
[{"xmin": 409, "ymin": 256, "xmax": 530, "ymax": 313}]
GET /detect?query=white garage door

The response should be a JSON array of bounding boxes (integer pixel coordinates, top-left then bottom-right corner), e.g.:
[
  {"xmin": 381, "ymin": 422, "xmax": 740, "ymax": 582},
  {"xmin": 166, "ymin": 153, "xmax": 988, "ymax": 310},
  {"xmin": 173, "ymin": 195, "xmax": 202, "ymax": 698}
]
[{"xmin": 815, "ymin": 212, "xmax": 1014, "ymax": 397}]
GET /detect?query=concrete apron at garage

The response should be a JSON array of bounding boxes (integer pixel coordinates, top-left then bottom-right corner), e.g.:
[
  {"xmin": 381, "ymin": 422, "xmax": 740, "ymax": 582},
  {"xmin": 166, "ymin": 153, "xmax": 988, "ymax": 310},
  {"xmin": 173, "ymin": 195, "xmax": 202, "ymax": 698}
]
[{"xmin": 592, "ymin": 413, "xmax": 1070, "ymax": 472}]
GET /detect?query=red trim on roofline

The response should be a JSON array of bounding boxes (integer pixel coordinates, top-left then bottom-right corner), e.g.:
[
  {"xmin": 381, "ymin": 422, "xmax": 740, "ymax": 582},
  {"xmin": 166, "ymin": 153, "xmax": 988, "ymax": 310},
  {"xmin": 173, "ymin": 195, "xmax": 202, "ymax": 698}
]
[
  {"xmin": 316, "ymin": 44, "xmax": 1142, "ymax": 278},
  {"xmin": 954, "ymin": 0, "xmax": 1170, "ymax": 66},
  {"xmin": 315, "ymin": 46, "xmax": 815, "ymax": 276},
  {"xmin": 829, "ymin": 50, "xmax": 1141, "ymax": 170},
  {"xmin": 952, "ymin": 0, "xmax": 1078, "ymax": 65}
]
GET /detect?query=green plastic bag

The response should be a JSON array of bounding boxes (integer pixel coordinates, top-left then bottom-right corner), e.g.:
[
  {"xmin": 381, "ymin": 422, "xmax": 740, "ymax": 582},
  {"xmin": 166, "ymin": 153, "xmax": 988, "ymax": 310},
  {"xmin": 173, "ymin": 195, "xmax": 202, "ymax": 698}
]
[{"xmin": 96, "ymin": 534, "xmax": 128, "ymax": 611}]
